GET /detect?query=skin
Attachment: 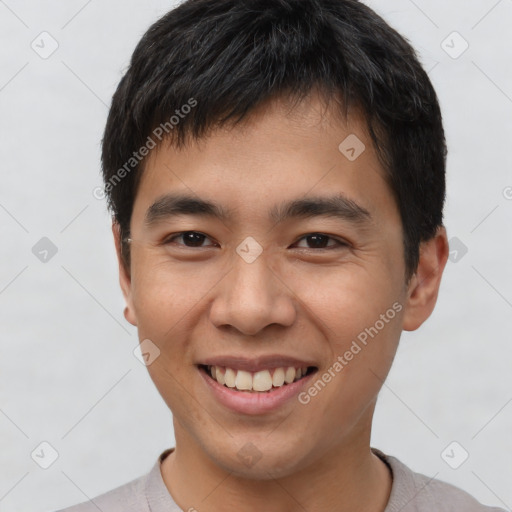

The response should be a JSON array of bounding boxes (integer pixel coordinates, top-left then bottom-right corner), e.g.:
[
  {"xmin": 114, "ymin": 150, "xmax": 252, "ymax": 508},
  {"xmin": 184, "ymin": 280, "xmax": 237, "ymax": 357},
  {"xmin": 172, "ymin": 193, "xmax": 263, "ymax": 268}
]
[{"xmin": 113, "ymin": 91, "xmax": 449, "ymax": 512}]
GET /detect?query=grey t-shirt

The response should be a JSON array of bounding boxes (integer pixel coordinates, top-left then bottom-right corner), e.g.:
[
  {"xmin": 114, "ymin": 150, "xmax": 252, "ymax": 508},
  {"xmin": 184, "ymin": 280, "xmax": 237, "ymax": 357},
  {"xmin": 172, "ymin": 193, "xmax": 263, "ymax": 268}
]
[{"xmin": 55, "ymin": 447, "xmax": 506, "ymax": 512}]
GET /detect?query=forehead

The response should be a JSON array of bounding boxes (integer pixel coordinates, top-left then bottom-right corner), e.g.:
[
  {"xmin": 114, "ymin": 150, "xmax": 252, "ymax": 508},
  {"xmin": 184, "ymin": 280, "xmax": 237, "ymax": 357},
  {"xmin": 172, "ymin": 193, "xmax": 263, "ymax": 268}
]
[{"xmin": 131, "ymin": 92, "xmax": 398, "ymax": 231}]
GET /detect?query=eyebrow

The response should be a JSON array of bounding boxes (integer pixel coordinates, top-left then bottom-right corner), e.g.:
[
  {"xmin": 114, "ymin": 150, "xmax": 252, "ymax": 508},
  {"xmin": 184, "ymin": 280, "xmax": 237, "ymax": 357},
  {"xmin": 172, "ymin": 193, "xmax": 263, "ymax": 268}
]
[{"xmin": 144, "ymin": 193, "xmax": 372, "ymax": 227}]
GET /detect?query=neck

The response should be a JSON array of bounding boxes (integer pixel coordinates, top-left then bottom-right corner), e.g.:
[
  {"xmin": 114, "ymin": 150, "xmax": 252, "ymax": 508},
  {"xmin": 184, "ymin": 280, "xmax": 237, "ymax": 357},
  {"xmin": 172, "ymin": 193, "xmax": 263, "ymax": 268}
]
[{"xmin": 161, "ymin": 419, "xmax": 392, "ymax": 512}]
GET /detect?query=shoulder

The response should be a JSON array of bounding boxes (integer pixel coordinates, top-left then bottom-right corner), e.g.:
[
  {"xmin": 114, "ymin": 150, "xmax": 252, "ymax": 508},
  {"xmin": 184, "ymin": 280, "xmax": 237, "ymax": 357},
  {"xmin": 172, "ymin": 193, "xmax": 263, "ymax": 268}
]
[
  {"xmin": 409, "ymin": 474, "xmax": 506, "ymax": 512},
  {"xmin": 52, "ymin": 448, "xmax": 179, "ymax": 512},
  {"xmin": 53, "ymin": 467, "xmax": 150, "ymax": 512},
  {"xmin": 372, "ymin": 448, "xmax": 506, "ymax": 512}
]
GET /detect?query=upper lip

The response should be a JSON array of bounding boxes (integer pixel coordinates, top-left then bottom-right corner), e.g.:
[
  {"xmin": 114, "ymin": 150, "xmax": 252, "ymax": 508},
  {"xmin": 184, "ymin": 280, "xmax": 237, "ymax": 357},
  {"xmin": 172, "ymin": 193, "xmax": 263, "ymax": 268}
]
[{"xmin": 199, "ymin": 355, "xmax": 318, "ymax": 373}]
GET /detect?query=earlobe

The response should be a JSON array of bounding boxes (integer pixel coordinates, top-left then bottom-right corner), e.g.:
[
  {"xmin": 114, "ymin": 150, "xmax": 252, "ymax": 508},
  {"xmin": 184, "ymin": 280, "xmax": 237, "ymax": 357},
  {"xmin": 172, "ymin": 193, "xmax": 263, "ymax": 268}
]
[
  {"xmin": 112, "ymin": 222, "xmax": 138, "ymax": 327},
  {"xmin": 402, "ymin": 226, "xmax": 449, "ymax": 331}
]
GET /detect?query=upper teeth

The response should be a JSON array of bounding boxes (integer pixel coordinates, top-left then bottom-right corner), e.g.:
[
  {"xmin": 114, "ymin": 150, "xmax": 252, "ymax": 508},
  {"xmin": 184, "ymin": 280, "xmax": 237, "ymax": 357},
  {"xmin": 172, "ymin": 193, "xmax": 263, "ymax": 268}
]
[{"xmin": 208, "ymin": 366, "xmax": 309, "ymax": 392}]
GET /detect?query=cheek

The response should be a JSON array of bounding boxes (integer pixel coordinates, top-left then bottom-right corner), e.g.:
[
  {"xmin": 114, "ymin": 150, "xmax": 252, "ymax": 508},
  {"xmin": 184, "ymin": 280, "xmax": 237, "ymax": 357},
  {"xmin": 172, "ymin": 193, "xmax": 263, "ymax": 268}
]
[
  {"xmin": 130, "ymin": 252, "xmax": 212, "ymax": 339},
  {"xmin": 289, "ymin": 260, "xmax": 402, "ymax": 336},
  {"xmin": 130, "ymin": 255, "xmax": 206, "ymax": 414},
  {"xmin": 288, "ymin": 261, "xmax": 403, "ymax": 394}
]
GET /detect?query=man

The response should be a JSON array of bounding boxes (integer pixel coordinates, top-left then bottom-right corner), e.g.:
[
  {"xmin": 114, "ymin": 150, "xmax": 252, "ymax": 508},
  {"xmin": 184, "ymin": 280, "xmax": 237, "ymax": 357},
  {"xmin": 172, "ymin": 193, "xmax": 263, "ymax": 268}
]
[{"xmin": 58, "ymin": 0, "xmax": 506, "ymax": 510}]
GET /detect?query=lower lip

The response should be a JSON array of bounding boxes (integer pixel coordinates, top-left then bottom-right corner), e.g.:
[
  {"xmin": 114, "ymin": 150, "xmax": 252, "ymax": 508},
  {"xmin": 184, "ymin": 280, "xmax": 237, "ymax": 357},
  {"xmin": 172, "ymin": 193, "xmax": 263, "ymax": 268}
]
[{"xmin": 199, "ymin": 366, "xmax": 316, "ymax": 415}]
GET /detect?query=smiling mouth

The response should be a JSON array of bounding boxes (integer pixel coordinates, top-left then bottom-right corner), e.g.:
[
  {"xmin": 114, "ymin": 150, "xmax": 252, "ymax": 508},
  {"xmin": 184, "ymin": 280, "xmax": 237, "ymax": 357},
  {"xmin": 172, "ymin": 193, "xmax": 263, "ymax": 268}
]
[{"xmin": 199, "ymin": 364, "xmax": 318, "ymax": 393}]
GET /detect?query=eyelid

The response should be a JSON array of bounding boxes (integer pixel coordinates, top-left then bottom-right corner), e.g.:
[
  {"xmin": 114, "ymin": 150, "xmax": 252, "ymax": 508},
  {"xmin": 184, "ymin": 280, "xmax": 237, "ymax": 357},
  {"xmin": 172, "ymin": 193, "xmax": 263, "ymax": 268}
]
[
  {"xmin": 163, "ymin": 231, "xmax": 218, "ymax": 247},
  {"xmin": 162, "ymin": 231, "xmax": 350, "ymax": 250},
  {"xmin": 292, "ymin": 233, "xmax": 349, "ymax": 249}
]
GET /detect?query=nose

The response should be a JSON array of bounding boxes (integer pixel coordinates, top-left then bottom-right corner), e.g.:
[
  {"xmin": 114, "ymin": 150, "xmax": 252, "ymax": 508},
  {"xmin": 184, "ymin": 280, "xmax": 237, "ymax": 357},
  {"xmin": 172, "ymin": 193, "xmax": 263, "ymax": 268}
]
[{"xmin": 209, "ymin": 252, "xmax": 297, "ymax": 336}]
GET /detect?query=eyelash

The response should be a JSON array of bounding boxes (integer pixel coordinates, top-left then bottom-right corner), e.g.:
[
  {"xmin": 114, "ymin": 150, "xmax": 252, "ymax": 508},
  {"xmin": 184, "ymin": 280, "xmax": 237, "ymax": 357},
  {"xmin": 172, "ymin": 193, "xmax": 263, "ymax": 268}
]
[{"xmin": 161, "ymin": 231, "xmax": 349, "ymax": 250}]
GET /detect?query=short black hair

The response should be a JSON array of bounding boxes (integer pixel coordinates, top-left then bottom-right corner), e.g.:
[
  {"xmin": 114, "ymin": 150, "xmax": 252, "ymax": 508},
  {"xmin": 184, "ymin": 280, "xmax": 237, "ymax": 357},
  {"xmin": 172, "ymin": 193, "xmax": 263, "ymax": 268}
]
[{"xmin": 101, "ymin": 0, "xmax": 446, "ymax": 282}]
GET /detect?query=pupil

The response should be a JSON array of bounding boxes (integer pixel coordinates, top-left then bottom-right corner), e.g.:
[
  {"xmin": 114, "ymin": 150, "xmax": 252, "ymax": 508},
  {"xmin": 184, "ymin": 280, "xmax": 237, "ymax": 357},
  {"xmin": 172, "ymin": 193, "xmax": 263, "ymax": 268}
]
[
  {"xmin": 184, "ymin": 232, "xmax": 205, "ymax": 247},
  {"xmin": 308, "ymin": 234, "xmax": 327, "ymax": 248}
]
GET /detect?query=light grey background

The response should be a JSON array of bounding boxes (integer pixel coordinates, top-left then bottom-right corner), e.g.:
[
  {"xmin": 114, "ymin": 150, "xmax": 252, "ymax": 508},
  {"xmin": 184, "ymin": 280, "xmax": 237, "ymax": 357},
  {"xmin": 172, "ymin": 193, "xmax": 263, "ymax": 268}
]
[{"xmin": 1, "ymin": 1, "xmax": 511, "ymax": 511}]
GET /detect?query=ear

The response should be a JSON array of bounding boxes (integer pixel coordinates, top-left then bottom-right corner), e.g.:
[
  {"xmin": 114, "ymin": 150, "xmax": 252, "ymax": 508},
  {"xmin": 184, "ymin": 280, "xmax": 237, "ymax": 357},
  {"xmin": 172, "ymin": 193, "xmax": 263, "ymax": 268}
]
[
  {"xmin": 402, "ymin": 226, "xmax": 449, "ymax": 331},
  {"xmin": 112, "ymin": 222, "xmax": 137, "ymax": 326}
]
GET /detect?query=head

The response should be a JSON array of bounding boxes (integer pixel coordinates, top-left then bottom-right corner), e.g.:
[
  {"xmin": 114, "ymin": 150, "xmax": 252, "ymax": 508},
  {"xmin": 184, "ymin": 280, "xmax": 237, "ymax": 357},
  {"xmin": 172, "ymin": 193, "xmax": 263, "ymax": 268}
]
[{"xmin": 102, "ymin": 0, "xmax": 448, "ymax": 478}]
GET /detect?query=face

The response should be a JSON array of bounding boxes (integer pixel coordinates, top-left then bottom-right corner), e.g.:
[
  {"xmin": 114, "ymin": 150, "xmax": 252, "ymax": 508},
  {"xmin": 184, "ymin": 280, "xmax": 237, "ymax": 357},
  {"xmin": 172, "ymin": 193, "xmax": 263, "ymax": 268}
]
[{"xmin": 116, "ymin": 93, "xmax": 445, "ymax": 479}]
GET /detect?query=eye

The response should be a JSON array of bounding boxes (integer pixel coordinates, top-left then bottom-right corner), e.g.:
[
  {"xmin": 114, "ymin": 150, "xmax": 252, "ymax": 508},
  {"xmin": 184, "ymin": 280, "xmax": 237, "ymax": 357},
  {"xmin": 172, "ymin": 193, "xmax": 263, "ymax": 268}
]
[
  {"xmin": 163, "ymin": 231, "xmax": 217, "ymax": 248},
  {"xmin": 292, "ymin": 233, "xmax": 349, "ymax": 250},
  {"xmin": 161, "ymin": 231, "xmax": 348, "ymax": 251}
]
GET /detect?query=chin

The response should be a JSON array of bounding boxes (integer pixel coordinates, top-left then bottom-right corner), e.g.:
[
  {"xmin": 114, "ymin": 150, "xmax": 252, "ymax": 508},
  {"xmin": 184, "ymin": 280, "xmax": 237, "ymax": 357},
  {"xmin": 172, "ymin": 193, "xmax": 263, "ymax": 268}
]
[{"xmin": 203, "ymin": 434, "xmax": 311, "ymax": 480}]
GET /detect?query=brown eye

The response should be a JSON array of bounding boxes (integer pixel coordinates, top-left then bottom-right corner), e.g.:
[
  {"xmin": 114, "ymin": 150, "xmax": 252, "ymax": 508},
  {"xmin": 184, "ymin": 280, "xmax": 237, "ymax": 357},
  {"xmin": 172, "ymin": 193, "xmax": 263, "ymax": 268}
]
[
  {"xmin": 164, "ymin": 231, "xmax": 216, "ymax": 248},
  {"xmin": 294, "ymin": 233, "xmax": 348, "ymax": 250}
]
